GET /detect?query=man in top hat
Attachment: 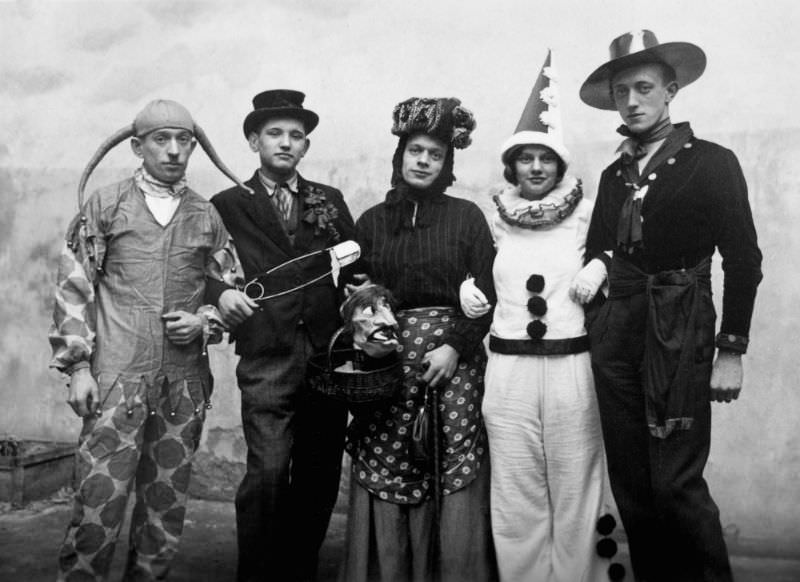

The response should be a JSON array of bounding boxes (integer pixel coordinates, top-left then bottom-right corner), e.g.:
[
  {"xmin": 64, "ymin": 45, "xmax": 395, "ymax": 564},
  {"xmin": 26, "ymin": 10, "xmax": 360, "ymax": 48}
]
[
  {"xmin": 205, "ymin": 90, "xmax": 356, "ymax": 582},
  {"xmin": 579, "ymin": 30, "xmax": 763, "ymax": 581},
  {"xmin": 49, "ymin": 99, "xmax": 247, "ymax": 581}
]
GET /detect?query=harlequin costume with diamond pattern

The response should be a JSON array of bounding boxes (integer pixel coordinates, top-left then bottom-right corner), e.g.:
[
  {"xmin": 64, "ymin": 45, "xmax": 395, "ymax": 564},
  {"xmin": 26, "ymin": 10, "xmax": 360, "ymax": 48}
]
[{"xmin": 48, "ymin": 100, "xmax": 245, "ymax": 582}]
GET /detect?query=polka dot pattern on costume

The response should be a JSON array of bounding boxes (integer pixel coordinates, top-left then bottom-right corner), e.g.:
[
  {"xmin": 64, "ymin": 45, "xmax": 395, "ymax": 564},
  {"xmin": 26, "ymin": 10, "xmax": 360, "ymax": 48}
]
[
  {"xmin": 345, "ymin": 307, "xmax": 488, "ymax": 504},
  {"xmin": 99, "ymin": 495, "xmax": 128, "ymax": 528},
  {"xmin": 80, "ymin": 474, "xmax": 115, "ymax": 508},
  {"xmin": 153, "ymin": 439, "xmax": 185, "ymax": 469},
  {"xmin": 59, "ymin": 374, "xmax": 207, "ymax": 581},
  {"xmin": 108, "ymin": 447, "xmax": 138, "ymax": 481},
  {"xmin": 89, "ymin": 544, "xmax": 116, "ymax": 573},
  {"xmin": 162, "ymin": 506, "xmax": 187, "ymax": 537},
  {"xmin": 87, "ymin": 427, "xmax": 121, "ymax": 460},
  {"xmin": 74, "ymin": 523, "xmax": 106, "ymax": 554},
  {"xmin": 145, "ymin": 482, "xmax": 177, "ymax": 512},
  {"xmin": 138, "ymin": 523, "xmax": 167, "ymax": 555},
  {"xmin": 170, "ymin": 463, "xmax": 192, "ymax": 494}
]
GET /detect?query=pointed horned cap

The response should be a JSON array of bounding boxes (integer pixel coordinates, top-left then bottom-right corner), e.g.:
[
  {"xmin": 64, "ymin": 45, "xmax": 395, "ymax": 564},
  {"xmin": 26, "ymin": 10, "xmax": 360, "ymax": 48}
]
[
  {"xmin": 133, "ymin": 99, "xmax": 195, "ymax": 137},
  {"xmin": 500, "ymin": 50, "xmax": 570, "ymax": 167},
  {"xmin": 77, "ymin": 99, "xmax": 252, "ymax": 209}
]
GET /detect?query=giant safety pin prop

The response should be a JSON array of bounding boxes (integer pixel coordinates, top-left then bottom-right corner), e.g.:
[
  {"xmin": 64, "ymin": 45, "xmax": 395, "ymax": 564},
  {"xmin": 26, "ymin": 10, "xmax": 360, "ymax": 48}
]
[{"xmin": 241, "ymin": 240, "xmax": 361, "ymax": 302}]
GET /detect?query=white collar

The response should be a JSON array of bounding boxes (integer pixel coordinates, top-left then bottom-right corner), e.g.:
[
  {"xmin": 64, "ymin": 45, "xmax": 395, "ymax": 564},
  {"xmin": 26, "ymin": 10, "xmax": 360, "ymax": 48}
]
[
  {"xmin": 134, "ymin": 166, "xmax": 187, "ymax": 199},
  {"xmin": 258, "ymin": 170, "xmax": 299, "ymax": 197}
]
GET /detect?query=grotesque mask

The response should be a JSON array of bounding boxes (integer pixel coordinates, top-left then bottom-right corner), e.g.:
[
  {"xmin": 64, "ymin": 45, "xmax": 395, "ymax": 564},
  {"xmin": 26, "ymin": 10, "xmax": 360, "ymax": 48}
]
[{"xmin": 340, "ymin": 285, "xmax": 400, "ymax": 359}]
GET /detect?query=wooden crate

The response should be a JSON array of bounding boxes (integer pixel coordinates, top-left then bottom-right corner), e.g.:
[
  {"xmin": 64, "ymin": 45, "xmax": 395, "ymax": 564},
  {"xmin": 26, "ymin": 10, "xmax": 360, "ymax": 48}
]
[{"xmin": 0, "ymin": 440, "xmax": 77, "ymax": 506}]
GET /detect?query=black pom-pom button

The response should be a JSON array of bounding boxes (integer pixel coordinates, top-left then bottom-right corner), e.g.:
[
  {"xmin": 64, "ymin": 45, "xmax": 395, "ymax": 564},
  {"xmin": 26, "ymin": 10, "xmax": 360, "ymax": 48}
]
[
  {"xmin": 527, "ymin": 296, "xmax": 548, "ymax": 317},
  {"xmin": 526, "ymin": 320, "xmax": 547, "ymax": 339},
  {"xmin": 596, "ymin": 538, "xmax": 618, "ymax": 558},
  {"xmin": 526, "ymin": 274, "xmax": 545, "ymax": 293},
  {"xmin": 608, "ymin": 562, "xmax": 626, "ymax": 581},
  {"xmin": 596, "ymin": 513, "xmax": 617, "ymax": 536}
]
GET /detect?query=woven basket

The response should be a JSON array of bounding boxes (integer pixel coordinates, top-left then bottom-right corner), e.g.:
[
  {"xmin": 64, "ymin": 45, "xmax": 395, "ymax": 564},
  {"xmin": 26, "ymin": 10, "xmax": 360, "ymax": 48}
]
[{"xmin": 308, "ymin": 328, "xmax": 402, "ymax": 404}]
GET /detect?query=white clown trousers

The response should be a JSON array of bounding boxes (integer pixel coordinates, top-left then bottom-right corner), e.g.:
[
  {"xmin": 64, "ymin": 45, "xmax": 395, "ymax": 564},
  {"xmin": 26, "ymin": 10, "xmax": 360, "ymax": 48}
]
[{"xmin": 483, "ymin": 351, "xmax": 610, "ymax": 582}]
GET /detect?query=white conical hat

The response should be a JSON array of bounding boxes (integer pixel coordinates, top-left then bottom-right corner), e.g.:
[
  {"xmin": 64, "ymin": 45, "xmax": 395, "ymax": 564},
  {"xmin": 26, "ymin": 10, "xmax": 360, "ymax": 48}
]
[{"xmin": 500, "ymin": 50, "xmax": 570, "ymax": 167}]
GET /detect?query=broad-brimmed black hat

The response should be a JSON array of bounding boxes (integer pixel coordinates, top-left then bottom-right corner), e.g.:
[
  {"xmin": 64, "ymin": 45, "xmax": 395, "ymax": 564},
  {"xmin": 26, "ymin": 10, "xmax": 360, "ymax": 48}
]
[
  {"xmin": 580, "ymin": 30, "xmax": 706, "ymax": 111},
  {"xmin": 243, "ymin": 89, "xmax": 320, "ymax": 137}
]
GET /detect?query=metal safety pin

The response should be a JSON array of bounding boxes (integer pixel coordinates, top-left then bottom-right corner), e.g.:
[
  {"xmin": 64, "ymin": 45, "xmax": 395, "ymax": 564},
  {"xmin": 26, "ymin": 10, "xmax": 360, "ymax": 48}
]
[{"xmin": 241, "ymin": 240, "xmax": 360, "ymax": 302}]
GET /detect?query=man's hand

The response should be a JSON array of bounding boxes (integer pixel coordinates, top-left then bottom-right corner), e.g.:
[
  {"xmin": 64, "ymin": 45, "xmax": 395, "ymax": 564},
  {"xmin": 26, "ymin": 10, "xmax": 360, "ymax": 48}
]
[
  {"xmin": 67, "ymin": 367, "xmax": 99, "ymax": 418},
  {"xmin": 421, "ymin": 344, "xmax": 459, "ymax": 388},
  {"xmin": 459, "ymin": 277, "xmax": 491, "ymax": 319},
  {"xmin": 345, "ymin": 273, "xmax": 372, "ymax": 297},
  {"xmin": 710, "ymin": 350, "xmax": 743, "ymax": 403},
  {"xmin": 218, "ymin": 289, "xmax": 258, "ymax": 328},
  {"xmin": 163, "ymin": 310, "xmax": 204, "ymax": 345}
]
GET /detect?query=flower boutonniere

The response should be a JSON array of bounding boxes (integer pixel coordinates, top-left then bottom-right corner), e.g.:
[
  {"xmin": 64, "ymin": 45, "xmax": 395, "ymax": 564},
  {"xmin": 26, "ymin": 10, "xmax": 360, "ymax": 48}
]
[{"xmin": 302, "ymin": 185, "xmax": 341, "ymax": 241}]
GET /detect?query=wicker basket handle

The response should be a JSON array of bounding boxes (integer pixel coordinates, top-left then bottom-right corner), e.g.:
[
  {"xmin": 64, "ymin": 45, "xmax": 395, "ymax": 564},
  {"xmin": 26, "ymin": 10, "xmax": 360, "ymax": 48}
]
[{"xmin": 326, "ymin": 326, "xmax": 348, "ymax": 374}]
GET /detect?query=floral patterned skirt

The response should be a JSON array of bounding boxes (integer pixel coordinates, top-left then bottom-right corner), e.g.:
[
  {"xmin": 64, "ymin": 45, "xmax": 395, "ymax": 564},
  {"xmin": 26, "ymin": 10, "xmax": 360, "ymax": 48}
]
[{"xmin": 346, "ymin": 306, "xmax": 488, "ymax": 504}]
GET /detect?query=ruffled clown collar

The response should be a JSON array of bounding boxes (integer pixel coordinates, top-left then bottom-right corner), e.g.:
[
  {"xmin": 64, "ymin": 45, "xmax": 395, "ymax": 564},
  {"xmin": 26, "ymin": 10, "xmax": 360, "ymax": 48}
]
[{"xmin": 493, "ymin": 174, "xmax": 582, "ymax": 230}]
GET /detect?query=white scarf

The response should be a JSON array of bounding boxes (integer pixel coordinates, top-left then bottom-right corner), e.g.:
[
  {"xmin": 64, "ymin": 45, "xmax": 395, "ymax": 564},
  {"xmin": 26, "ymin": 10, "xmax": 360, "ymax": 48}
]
[{"xmin": 135, "ymin": 167, "xmax": 187, "ymax": 226}]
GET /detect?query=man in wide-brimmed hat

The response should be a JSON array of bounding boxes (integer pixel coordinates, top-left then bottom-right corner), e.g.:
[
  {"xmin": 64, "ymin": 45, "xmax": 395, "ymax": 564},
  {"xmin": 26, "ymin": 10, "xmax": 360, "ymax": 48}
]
[
  {"xmin": 580, "ymin": 30, "xmax": 763, "ymax": 581},
  {"xmin": 49, "ymin": 99, "xmax": 247, "ymax": 581},
  {"xmin": 205, "ymin": 89, "xmax": 357, "ymax": 582}
]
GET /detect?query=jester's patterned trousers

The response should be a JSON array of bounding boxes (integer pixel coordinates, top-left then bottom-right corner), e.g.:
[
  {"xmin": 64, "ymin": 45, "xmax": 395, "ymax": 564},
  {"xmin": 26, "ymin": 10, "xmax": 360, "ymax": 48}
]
[{"xmin": 57, "ymin": 375, "xmax": 208, "ymax": 582}]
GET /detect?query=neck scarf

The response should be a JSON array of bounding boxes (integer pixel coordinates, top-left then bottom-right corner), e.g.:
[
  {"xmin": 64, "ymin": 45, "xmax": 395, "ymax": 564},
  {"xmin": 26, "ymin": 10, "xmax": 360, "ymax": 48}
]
[
  {"xmin": 615, "ymin": 122, "xmax": 694, "ymax": 252},
  {"xmin": 134, "ymin": 167, "xmax": 187, "ymax": 198},
  {"xmin": 616, "ymin": 117, "xmax": 674, "ymax": 170},
  {"xmin": 385, "ymin": 181, "xmax": 447, "ymax": 234}
]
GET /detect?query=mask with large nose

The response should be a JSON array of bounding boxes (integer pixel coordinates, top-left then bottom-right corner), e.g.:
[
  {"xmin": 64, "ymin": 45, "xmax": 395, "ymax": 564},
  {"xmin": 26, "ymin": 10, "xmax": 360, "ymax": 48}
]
[{"xmin": 341, "ymin": 285, "xmax": 400, "ymax": 358}]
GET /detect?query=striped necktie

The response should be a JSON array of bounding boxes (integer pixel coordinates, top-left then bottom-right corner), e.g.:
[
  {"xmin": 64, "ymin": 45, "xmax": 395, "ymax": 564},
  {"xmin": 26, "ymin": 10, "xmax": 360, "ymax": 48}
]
[{"xmin": 276, "ymin": 184, "xmax": 293, "ymax": 223}]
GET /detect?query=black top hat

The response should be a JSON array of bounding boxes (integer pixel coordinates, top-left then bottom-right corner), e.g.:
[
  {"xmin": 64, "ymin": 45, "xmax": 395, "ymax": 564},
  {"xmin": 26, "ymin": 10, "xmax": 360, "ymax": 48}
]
[
  {"xmin": 580, "ymin": 30, "xmax": 706, "ymax": 110},
  {"xmin": 243, "ymin": 89, "xmax": 320, "ymax": 137}
]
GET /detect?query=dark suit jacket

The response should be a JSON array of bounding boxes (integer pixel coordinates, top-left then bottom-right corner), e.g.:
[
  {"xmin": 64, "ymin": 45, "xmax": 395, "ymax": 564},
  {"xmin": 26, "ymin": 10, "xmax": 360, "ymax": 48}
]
[{"xmin": 207, "ymin": 171, "xmax": 356, "ymax": 357}]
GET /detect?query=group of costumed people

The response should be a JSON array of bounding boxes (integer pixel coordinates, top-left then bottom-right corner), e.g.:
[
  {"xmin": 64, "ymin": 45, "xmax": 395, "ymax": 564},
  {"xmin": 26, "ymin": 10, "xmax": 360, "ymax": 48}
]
[
  {"xmin": 338, "ymin": 29, "xmax": 759, "ymax": 582},
  {"xmin": 50, "ymin": 27, "xmax": 761, "ymax": 582},
  {"xmin": 338, "ymin": 50, "xmax": 615, "ymax": 582}
]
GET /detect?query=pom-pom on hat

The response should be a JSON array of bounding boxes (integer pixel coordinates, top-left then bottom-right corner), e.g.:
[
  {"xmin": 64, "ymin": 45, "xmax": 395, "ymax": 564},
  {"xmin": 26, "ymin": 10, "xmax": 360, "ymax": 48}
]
[
  {"xmin": 243, "ymin": 89, "xmax": 320, "ymax": 137},
  {"xmin": 580, "ymin": 29, "xmax": 706, "ymax": 111},
  {"xmin": 391, "ymin": 97, "xmax": 476, "ymax": 150},
  {"xmin": 500, "ymin": 50, "xmax": 570, "ymax": 167}
]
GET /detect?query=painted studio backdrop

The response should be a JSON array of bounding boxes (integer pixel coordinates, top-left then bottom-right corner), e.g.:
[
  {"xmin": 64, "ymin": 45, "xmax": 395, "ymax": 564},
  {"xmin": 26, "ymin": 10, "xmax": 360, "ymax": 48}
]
[{"xmin": 1, "ymin": 0, "xmax": 798, "ymax": 559}]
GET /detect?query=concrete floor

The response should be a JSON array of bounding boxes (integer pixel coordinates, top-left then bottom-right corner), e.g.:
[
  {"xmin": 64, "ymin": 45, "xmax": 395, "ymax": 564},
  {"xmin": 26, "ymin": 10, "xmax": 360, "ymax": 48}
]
[{"xmin": 2, "ymin": 496, "xmax": 800, "ymax": 581}]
